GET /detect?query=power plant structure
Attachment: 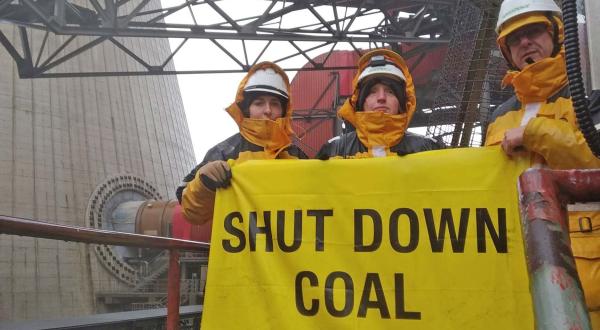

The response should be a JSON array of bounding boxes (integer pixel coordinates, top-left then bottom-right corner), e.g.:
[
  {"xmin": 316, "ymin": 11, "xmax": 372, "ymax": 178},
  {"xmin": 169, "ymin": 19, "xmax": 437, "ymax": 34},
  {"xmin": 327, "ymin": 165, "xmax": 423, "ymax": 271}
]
[
  {"xmin": 0, "ymin": 0, "xmax": 597, "ymax": 327},
  {"xmin": 0, "ymin": 0, "xmax": 198, "ymax": 321}
]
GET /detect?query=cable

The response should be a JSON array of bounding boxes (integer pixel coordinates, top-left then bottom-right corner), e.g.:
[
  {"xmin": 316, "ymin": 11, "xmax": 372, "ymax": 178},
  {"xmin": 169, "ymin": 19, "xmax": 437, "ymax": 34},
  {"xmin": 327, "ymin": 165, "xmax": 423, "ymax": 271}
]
[{"xmin": 562, "ymin": 0, "xmax": 600, "ymax": 157}]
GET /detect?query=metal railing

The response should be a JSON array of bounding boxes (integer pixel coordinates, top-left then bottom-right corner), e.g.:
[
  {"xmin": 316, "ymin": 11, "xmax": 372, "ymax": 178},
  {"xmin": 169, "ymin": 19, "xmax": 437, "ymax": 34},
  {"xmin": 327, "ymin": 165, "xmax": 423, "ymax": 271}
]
[
  {"xmin": 0, "ymin": 215, "xmax": 210, "ymax": 330},
  {"xmin": 2, "ymin": 168, "xmax": 599, "ymax": 329},
  {"xmin": 518, "ymin": 168, "xmax": 600, "ymax": 329}
]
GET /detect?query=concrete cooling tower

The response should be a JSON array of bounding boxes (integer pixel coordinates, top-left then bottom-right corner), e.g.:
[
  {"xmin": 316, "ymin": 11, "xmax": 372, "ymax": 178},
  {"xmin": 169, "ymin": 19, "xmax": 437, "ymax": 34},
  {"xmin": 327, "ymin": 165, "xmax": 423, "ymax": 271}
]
[{"xmin": 0, "ymin": 1, "xmax": 196, "ymax": 321}]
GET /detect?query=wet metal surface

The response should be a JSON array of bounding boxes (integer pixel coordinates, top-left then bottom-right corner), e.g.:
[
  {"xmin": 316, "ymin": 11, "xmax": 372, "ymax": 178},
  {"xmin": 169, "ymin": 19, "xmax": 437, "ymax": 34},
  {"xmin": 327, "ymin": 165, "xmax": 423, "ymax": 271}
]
[{"xmin": 519, "ymin": 169, "xmax": 600, "ymax": 330}]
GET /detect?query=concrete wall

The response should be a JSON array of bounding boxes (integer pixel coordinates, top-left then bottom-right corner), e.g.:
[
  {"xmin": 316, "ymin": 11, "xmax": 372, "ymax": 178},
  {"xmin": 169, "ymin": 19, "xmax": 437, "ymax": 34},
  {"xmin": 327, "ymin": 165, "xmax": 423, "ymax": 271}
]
[{"xmin": 0, "ymin": 2, "xmax": 196, "ymax": 320}]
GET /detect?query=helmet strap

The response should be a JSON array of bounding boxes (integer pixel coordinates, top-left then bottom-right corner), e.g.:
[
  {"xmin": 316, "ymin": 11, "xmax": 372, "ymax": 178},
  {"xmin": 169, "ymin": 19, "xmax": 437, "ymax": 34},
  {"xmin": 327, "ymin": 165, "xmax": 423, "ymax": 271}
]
[
  {"xmin": 501, "ymin": 47, "xmax": 519, "ymax": 71},
  {"xmin": 547, "ymin": 13, "xmax": 561, "ymax": 57}
]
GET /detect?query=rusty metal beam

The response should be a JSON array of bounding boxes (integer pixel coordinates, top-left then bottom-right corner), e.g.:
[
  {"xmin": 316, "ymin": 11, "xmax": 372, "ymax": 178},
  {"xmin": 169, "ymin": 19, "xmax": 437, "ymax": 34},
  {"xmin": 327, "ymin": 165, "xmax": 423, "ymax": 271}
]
[
  {"xmin": 518, "ymin": 168, "xmax": 600, "ymax": 329},
  {"xmin": 0, "ymin": 215, "xmax": 209, "ymax": 251}
]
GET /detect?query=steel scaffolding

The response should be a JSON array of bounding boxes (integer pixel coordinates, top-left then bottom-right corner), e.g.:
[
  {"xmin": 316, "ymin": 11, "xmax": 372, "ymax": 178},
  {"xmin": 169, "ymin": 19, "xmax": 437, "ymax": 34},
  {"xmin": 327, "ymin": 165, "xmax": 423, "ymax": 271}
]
[
  {"xmin": 425, "ymin": 0, "xmax": 513, "ymax": 147},
  {"xmin": 0, "ymin": 0, "xmax": 454, "ymax": 78},
  {"xmin": 0, "ymin": 0, "xmax": 526, "ymax": 146}
]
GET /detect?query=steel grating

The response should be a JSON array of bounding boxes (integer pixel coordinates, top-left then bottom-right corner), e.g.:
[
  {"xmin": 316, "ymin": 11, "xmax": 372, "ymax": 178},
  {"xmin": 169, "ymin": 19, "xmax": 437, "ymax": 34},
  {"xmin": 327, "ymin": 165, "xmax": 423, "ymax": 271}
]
[{"xmin": 425, "ymin": 0, "xmax": 512, "ymax": 147}]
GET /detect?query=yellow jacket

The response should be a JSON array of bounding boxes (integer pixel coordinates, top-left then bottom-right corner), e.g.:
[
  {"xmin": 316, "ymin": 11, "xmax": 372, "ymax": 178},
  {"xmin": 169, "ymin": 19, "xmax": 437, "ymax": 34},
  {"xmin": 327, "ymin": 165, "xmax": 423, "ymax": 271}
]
[
  {"xmin": 485, "ymin": 49, "xmax": 600, "ymax": 316},
  {"xmin": 180, "ymin": 62, "xmax": 307, "ymax": 226},
  {"xmin": 485, "ymin": 50, "xmax": 600, "ymax": 169}
]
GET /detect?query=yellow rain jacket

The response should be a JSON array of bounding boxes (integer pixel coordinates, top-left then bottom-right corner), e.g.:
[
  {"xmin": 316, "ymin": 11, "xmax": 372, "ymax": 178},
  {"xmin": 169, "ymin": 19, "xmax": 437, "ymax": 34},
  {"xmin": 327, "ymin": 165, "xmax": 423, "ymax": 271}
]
[
  {"xmin": 316, "ymin": 49, "xmax": 444, "ymax": 159},
  {"xmin": 178, "ymin": 62, "xmax": 307, "ymax": 226},
  {"xmin": 485, "ymin": 49, "xmax": 600, "ymax": 321}
]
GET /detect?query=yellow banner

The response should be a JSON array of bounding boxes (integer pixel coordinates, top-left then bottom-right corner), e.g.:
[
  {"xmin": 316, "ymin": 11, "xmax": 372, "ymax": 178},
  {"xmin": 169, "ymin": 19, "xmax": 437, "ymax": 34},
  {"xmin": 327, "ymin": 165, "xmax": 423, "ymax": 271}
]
[{"xmin": 202, "ymin": 147, "xmax": 533, "ymax": 329}]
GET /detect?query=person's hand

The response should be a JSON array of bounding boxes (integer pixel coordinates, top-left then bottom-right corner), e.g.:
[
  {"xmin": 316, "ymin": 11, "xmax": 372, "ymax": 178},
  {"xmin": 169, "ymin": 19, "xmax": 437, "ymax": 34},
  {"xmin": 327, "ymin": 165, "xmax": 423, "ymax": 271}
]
[
  {"xmin": 501, "ymin": 126, "xmax": 527, "ymax": 158},
  {"xmin": 197, "ymin": 161, "xmax": 232, "ymax": 191}
]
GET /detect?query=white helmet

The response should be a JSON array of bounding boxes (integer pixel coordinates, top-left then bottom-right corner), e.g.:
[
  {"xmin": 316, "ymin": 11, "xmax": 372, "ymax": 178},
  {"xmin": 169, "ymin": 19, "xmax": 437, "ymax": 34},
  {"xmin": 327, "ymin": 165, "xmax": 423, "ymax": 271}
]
[
  {"xmin": 496, "ymin": 0, "xmax": 561, "ymax": 33},
  {"xmin": 357, "ymin": 55, "xmax": 406, "ymax": 84},
  {"xmin": 244, "ymin": 68, "xmax": 289, "ymax": 99}
]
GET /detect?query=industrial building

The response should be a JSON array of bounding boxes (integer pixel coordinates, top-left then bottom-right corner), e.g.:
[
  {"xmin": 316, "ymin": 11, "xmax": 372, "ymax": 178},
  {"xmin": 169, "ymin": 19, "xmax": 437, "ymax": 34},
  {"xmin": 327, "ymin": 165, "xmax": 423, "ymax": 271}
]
[{"xmin": 0, "ymin": 0, "xmax": 197, "ymax": 321}]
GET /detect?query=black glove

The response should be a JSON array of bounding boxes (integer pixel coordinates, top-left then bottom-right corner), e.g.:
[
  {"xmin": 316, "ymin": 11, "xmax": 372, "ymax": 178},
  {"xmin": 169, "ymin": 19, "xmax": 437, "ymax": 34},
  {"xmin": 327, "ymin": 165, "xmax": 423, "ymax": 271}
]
[{"xmin": 197, "ymin": 160, "xmax": 232, "ymax": 191}]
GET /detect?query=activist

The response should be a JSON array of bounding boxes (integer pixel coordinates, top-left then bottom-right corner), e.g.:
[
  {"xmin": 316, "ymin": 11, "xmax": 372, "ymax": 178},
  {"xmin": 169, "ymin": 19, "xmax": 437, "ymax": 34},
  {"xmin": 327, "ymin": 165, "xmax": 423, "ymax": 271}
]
[
  {"xmin": 316, "ymin": 49, "xmax": 444, "ymax": 159},
  {"xmin": 485, "ymin": 0, "xmax": 600, "ymax": 325},
  {"xmin": 176, "ymin": 62, "xmax": 308, "ymax": 225}
]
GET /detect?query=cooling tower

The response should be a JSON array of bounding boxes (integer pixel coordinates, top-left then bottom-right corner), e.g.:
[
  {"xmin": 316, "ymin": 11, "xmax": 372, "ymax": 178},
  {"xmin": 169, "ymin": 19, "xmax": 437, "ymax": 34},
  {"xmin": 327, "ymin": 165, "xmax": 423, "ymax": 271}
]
[{"xmin": 0, "ymin": 2, "xmax": 196, "ymax": 321}]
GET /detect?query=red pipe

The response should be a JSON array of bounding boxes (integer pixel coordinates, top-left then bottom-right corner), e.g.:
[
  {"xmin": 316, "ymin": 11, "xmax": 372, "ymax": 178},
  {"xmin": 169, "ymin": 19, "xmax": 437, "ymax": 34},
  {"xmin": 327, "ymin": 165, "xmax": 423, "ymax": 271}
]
[
  {"xmin": 518, "ymin": 168, "xmax": 600, "ymax": 329},
  {"xmin": 549, "ymin": 169, "xmax": 600, "ymax": 201}
]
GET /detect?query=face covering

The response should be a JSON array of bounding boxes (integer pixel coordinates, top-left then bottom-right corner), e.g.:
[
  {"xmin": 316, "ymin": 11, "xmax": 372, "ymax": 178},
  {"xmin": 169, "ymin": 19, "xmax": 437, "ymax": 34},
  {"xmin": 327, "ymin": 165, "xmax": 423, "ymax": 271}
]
[
  {"xmin": 239, "ymin": 117, "xmax": 292, "ymax": 158},
  {"xmin": 502, "ymin": 49, "xmax": 568, "ymax": 104},
  {"xmin": 338, "ymin": 96, "xmax": 408, "ymax": 157}
]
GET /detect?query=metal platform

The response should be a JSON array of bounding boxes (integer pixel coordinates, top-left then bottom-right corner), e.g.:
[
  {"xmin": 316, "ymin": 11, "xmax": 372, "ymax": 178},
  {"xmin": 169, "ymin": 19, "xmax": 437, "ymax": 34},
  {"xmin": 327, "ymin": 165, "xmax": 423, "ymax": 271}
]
[{"xmin": 0, "ymin": 305, "xmax": 202, "ymax": 330}]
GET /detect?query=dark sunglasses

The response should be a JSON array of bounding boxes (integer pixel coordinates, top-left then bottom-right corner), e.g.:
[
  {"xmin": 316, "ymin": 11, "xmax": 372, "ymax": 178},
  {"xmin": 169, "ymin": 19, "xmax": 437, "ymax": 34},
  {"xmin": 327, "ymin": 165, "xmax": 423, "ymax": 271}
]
[{"xmin": 505, "ymin": 23, "xmax": 548, "ymax": 47}]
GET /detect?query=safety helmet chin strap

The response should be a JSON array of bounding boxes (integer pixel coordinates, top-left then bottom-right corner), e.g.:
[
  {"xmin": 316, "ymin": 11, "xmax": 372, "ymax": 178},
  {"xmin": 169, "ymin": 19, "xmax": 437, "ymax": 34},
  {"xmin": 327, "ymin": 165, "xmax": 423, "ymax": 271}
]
[
  {"xmin": 547, "ymin": 13, "xmax": 562, "ymax": 57},
  {"xmin": 504, "ymin": 51, "xmax": 520, "ymax": 71}
]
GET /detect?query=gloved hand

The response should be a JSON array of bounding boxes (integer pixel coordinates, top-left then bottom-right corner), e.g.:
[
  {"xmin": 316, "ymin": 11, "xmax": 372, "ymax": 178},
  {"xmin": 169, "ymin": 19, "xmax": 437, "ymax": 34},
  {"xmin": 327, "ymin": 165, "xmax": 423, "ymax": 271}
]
[{"xmin": 197, "ymin": 160, "xmax": 232, "ymax": 191}]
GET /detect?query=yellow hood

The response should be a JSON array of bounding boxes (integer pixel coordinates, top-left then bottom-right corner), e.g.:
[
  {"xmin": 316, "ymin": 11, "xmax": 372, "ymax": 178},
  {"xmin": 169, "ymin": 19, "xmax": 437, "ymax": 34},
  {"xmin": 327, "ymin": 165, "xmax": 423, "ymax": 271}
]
[
  {"xmin": 339, "ymin": 49, "xmax": 416, "ymax": 152},
  {"xmin": 502, "ymin": 48, "xmax": 568, "ymax": 103},
  {"xmin": 225, "ymin": 62, "xmax": 295, "ymax": 157}
]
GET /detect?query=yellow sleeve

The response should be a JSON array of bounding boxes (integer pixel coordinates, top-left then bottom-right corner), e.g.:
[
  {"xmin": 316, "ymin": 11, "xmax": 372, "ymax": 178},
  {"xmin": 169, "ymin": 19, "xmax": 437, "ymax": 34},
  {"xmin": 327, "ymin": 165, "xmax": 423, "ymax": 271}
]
[
  {"xmin": 523, "ymin": 116, "xmax": 600, "ymax": 169},
  {"xmin": 484, "ymin": 121, "xmax": 504, "ymax": 146},
  {"xmin": 181, "ymin": 171, "xmax": 215, "ymax": 225}
]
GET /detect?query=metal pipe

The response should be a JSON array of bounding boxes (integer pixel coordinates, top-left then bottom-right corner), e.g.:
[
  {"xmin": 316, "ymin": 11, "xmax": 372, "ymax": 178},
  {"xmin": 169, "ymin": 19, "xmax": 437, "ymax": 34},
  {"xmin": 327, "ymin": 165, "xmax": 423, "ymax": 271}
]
[
  {"xmin": 0, "ymin": 215, "xmax": 209, "ymax": 251},
  {"xmin": 518, "ymin": 169, "xmax": 599, "ymax": 329},
  {"xmin": 550, "ymin": 170, "xmax": 600, "ymax": 201},
  {"xmin": 0, "ymin": 214, "xmax": 209, "ymax": 326},
  {"xmin": 167, "ymin": 249, "xmax": 181, "ymax": 330}
]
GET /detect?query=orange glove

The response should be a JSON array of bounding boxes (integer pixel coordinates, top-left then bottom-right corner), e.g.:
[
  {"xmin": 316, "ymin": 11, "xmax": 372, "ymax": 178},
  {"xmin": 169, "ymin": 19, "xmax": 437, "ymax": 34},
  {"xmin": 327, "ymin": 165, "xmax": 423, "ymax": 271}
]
[{"xmin": 197, "ymin": 160, "xmax": 232, "ymax": 191}]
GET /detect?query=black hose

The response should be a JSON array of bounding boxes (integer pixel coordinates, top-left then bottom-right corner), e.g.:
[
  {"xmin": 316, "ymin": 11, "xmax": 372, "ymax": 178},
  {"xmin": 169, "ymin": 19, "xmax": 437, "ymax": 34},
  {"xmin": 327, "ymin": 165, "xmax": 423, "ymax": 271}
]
[{"xmin": 562, "ymin": 0, "xmax": 600, "ymax": 157}]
